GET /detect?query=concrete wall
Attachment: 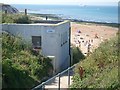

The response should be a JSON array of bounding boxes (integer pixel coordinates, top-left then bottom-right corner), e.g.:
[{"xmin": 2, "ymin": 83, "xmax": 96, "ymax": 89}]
[
  {"xmin": 3, "ymin": 24, "xmax": 43, "ymax": 43},
  {"xmin": 55, "ymin": 22, "xmax": 70, "ymax": 71},
  {"xmin": 2, "ymin": 21, "xmax": 70, "ymax": 73}
]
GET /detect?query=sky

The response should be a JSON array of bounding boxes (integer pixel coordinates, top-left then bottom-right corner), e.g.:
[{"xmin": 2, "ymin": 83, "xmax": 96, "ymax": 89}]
[{"xmin": 1, "ymin": 0, "xmax": 119, "ymax": 6}]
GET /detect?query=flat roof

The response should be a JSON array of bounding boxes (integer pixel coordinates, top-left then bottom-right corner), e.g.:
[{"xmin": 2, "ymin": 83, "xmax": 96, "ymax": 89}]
[{"xmin": 2, "ymin": 20, "xmax": 70, "ymax": 26}]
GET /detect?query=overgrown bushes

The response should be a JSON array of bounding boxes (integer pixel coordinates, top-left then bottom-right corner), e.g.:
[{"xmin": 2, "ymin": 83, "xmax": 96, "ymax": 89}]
[
  {"xmin": 2, "ymin": 13, "xmax": 31, "ymax": 24},
  {"xmin": 70, "ymin": 36, "xmax": 119, "ymax": 89},
  {"xmin": 15, "ymin": 15, "xmax": 31, "ymax": 24},
  {"xmin": 2, "ymin": 32, "xmax": 53, "ymax": 88}
]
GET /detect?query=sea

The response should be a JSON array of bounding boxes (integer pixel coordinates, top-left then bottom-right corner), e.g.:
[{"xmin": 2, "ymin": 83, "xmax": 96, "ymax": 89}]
[{"xmin": 11, "ymin": 4, "xmax": 118, "ymax": 24}]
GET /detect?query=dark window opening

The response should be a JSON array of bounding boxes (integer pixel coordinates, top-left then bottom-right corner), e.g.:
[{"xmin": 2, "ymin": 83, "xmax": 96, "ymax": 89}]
[{"xmin": 32, "ymin": 36, "xmax": 41, "ymax": 49}]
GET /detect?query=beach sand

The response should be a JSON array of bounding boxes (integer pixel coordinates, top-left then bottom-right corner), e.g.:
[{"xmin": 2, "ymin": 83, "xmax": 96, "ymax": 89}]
[{"xmin": 71, "ymin": 22, "xmax": 118, "ymax": 55}]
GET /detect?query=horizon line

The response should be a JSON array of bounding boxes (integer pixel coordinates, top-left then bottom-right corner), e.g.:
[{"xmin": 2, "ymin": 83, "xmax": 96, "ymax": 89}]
[
  {"xmin": 1, "ymin": 1, "xmax": 118, "ymax": 6},
  {"xmin": 8, "ymin": 3, "xmax": 118, "ymax": 6}
]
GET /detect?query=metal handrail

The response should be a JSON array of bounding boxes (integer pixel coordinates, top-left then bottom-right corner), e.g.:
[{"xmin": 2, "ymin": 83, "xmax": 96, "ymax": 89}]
[{"xmin": 32, "ymin": 64, "xmax": 76, "ymax": 90}]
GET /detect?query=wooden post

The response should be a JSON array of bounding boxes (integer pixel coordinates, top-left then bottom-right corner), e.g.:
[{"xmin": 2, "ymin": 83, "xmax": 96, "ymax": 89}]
[
  {"xmin": 25, "ymin": 9, "xmax": 27, "ymax": 15},
  {"xmin": 46, "ymin": 16, "xmax": 48, "ymax": 20}
]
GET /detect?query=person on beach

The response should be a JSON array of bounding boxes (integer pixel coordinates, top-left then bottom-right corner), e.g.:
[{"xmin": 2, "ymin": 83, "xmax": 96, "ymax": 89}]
[
  {"xmin": 78, "ymin": 40, "xmax": 81, "ymax": 48},
  {"xmin": 91, "ymin": 39, "xmax": 93, "ymax": 43},
  {"xmin": 77, "ymin": 30, "xmax": 81, "ymax": 33},
  {"xmin": 95, "ymin": 33, "xmax": 98, "ymax": 38},
  {"xmin": 89, "ymin": 39, "xmax": 90, "ymax": 43},
  {"xmin": 87, "ymin": 43, "xmax": 91, "ymax": 56}
]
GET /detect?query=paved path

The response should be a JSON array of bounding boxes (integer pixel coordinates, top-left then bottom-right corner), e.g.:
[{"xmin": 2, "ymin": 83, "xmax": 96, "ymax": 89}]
[{"xmin": 44, "ymin": 69, "xmax": 74, "ymax": 90}]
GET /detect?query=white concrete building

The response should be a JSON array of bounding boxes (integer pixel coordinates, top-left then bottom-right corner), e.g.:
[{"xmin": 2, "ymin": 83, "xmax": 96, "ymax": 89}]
[{"xmin": 2, "ymin": 20, "xmax": 71, "ymax": 73}]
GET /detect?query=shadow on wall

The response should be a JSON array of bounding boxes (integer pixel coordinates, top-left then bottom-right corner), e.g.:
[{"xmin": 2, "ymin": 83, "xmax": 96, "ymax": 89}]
[{"xmin": 72, "ymin": 46, "xmax": 85, "ymax": 65}]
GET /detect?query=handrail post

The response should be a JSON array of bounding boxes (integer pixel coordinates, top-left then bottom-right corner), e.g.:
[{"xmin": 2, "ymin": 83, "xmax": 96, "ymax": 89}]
[
  {"xmin": 68, "ymin": 67, "xmax": 70, "ymax": 87},
  {"xmin": 42, "ymin": 82, "xmax": 45, "ymax": 90},
  {"xmin": 58, "ymin": 73, "xmax": 61, "ymax": 90}
]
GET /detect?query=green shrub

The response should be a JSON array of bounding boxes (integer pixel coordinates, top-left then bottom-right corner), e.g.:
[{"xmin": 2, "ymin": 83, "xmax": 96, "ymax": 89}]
[
  {"xmin": 2, "ymin": 13, "xmax": 17, "ymax": 23},
  {"xmin": 2, "ymin": 59, "xmax": 37, "ymax": 88},
  {"xmin": 2, "ymin": 13, "xmax": 31, "ymax": 24},
  {"xmin": 15, "ymin": 15, "xmax": 31, "ymax": 24}
]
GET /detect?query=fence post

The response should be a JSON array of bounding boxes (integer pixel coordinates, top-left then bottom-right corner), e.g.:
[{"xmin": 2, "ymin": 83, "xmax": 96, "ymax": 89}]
[
  {"xmin": 58, "ymin": 73, "xmax": 61, "ymax": 90},
  {"xmin": 25, "ymin": 9, "xmax": 27, "ymax": 15},
  {"xmin": 68, "ymin": 67, "xmax": 70, "ymax": 87}
]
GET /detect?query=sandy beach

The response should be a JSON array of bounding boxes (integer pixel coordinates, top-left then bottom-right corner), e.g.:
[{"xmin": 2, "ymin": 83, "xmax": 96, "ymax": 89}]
[{"xmin": 71, "ymin": 22, "xmax": 118, "ymax": 55}]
